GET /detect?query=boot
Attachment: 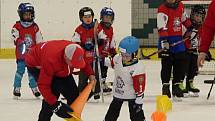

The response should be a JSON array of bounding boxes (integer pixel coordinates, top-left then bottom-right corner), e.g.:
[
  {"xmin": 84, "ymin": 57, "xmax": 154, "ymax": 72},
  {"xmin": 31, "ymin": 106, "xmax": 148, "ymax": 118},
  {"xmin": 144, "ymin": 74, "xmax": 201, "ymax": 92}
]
[
  {"xmin": 186, "ymin": 79, "xmax": 200, "ymax": 97},
  {"xmin": 172, "ymin": 83, "xmax": 184, "ymax": 102},
  {"xmin": 162, "ymin": 83, "xmax": 171, "ymax": 98},
  {"xmin": 179, "ymin": 82, "xmax": 189, "ymax": 97},
  {"xmin": 31, "ymin": 87, "xmax": 41, "ymax": 97},
  {"xmin": 13, "ymin": 87, "xmax": 21, "ymax": 97},
  {"xmin": 94, "ymin": 93, "xmax": 100, "ymax": 100},
  {"xmin": 103, "ymin": 83, "xmax": 112, "ymax": 93}
]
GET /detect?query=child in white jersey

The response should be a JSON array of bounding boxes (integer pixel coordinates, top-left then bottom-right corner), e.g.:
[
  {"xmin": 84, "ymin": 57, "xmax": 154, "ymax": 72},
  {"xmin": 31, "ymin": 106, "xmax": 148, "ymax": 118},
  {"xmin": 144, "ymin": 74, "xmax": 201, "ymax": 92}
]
[{"xmin": 103, "ymin": 36, "xmax": 146, "ymax": 121}]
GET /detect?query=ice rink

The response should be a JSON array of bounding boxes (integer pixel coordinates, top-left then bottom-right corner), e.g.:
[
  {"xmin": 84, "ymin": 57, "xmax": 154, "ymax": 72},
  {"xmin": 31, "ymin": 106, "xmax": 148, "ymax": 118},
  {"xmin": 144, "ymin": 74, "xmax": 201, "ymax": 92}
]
[{"xmin": 1, "ymin": 59, "xmax": 215, "ymax": 121}]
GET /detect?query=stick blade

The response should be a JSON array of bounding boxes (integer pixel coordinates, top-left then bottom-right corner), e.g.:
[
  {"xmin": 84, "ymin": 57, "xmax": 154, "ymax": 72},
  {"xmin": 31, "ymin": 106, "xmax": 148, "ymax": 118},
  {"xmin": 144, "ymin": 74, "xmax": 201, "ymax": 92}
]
[{"xmin": 204, "ymin": 80, "xmax": 215, "ymax": 84}]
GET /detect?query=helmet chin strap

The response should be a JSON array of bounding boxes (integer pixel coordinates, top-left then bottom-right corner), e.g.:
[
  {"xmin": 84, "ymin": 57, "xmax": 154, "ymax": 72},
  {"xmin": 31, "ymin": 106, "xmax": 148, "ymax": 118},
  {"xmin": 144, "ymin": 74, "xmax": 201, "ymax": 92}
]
[
  {"xmin": 20, "ymin": 21, "xmax": 33, "ymax": 28},
  {"xmin": 81, "ymin": 21, "xmax": 94, "ymax": 29},
  {"xmin": 101, "ymin": 21, "xmax": 112, "ymax": 29}
]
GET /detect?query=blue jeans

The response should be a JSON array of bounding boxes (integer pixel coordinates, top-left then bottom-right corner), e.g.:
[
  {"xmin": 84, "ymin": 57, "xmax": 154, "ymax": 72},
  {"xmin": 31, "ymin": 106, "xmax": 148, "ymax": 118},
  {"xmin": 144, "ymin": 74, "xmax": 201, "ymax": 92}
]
[{"xmin": 13, "ymin": 60, "xmax": 37, "ymax": 88}]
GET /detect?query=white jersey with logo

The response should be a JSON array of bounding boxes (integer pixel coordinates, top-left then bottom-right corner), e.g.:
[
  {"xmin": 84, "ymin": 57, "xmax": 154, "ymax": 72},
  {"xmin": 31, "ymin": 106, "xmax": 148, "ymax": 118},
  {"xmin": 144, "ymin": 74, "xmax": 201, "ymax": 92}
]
[{"xmin": 105, "ymin": 54, "xmax": 146, "ymax": 99}]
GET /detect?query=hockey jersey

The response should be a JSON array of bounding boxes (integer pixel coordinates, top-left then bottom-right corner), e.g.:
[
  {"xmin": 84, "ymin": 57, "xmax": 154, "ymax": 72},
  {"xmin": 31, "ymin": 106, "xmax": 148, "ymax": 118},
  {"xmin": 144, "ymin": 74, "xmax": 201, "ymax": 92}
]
[
  {"xmin": 25, "ymin": 40, "xmax": 94, "ymax": 105},
  {"xmin": 11, "ymin": 21, "xmax": 43, "ymax": 60},
  {"xmin": 199, "ymin": 0, "xmax": 215, "ymax": 53},
  {"xmin": 97, "ymin": 23, "xmax": 116, "ymax": 58},
  {"xmin": 72, "ymin": 25, "xmax": 95, "ymax": 64},
  {"xmin": 157, "ymin": 2, "xmax": 191, "ymax": 53},
  {"xmin": 105, "ymin": 54, "xmax": 146, "ymax": 100},
  {"xmin": 184, "ymin": 26, "xmax": 202, "ymax": 53}
]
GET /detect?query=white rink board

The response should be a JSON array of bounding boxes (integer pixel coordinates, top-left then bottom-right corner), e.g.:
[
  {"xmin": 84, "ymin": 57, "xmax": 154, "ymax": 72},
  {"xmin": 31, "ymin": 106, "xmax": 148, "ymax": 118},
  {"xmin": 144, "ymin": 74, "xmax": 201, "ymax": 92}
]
[{"xmin": 1, "ymin": 0, "xmax": 131, "ymax": 48}]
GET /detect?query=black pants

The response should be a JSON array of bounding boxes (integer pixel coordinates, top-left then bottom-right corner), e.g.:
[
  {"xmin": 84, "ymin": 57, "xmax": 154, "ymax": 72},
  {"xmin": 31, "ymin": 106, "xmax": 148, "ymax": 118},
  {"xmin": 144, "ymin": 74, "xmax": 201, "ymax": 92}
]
[
  {"xmin": 161, "ymin": 52, "xmax": 187, "ymax": 85},
  {"xmin": 185, "ymin": 53, "xmax": 198, "ymax": 80},
  {"xmin": 78, "ymin": 58, "xmax": 108, "ymax": 98},
  {"xmin": 28, "ymin": 67, "xmax": 79, "ymax": 121},
  {"xmin": 104, "ymin": 98, "xmax": 145, "ymax": 121}
]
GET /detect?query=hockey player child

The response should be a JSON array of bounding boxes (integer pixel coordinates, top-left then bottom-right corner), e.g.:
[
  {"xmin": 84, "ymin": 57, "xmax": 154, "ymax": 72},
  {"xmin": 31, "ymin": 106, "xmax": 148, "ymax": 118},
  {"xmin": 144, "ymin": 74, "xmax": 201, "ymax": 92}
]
[
  {"xmin": 12, "ymin": 3, "xmax": 43, "ymax": 98},
  {"xmin": 72, "ymin": 7, "xmax": 107, "ymax": 99},
  {"xmin": 104, "ymin": 36, "xmax": 146, "ymax": 121},
  {"xmin": 97, "ymin": 7, "xmax": 117, "ymax": 93},
  {"xmin": 157, "ymin": 0, "xmax": 193, "ymax": 101},
  {"xmin": 182, "ymin": 5, "xmax": 206, "ymax": 97},
  {"xmin": 198, "ymin": 0, "xmax": 215, "ymax": 67},
  {"xmin": 25, "ymin": 40, "xmax": 96, "ymax": 121}
]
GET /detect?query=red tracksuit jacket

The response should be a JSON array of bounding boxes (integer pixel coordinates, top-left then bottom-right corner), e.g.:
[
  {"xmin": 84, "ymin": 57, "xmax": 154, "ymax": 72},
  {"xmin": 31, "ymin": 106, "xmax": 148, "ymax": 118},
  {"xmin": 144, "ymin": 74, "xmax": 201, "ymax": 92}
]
[
  {"xmin": 25, "ymin": 40, "xmax": 94, "ymax": 105},
  {"xmin": 199, "ymin": 0, "xmax": 215, "ymax": 53}
]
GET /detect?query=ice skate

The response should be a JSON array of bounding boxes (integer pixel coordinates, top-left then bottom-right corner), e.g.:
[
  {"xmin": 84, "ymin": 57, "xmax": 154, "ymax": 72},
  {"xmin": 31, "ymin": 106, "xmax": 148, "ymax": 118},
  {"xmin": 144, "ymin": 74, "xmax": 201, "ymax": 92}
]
[
  {"xmin": 186, "ymin": 80, "xmax": 200, "ymax": 97},
  {"xmin": 103, "ymin": 83, "xmax": 112, "ymax": 95},
  {"xmin": 162, "ymin": 83, "xmax": 171, "ymax": 98},
  {"xmin": 94, "ymin": 93, "xmax": 100, "ymax": 100},
  {"xmin": 172, "ymin": 84, "xmax": 184, "ymax": 102},
  {"xmin": 31, "ymin": 87, "xmax": 41, "ymax": 98},
  {"xmin": 13, "ymin": 87, "xmax": 21, "ymax": 99},
  {"xmin": 179, "ymin": 83, "xmax": 189, "ymax": 98}
]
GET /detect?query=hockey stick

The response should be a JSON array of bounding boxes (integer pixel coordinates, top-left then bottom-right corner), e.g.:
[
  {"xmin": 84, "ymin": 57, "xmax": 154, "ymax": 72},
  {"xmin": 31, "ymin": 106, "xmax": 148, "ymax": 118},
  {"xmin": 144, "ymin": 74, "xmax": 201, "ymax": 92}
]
[
  {"xmin": 140, "ymin": 38, "xmax": 188, "ymax": 60},
  {"xmin": 206, "ymin": 76, "xmax": 215, "ymax": 100},
  {"xmin": 93, "ymin": 19, "xmax": 104, "ymax": 103}
]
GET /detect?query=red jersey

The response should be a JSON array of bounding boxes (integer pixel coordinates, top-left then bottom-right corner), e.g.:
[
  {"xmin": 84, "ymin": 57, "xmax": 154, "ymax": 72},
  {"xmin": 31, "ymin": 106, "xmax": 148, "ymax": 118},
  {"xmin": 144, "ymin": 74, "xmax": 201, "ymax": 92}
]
[
  {"xmin": 199, "ymin": 1, "xmax": 215, "ymax": 53},
  {"xmin": 72, "ymin": 25, "xmax": 95, "ymax": 64},
  {"xmin": 184, "ymin": 26, "xmax": 202, "ymax": 51},
  {"xmin": 11, "ymin": 21, "xmax": 43, "ymax": 60},
  {"xmin": 97, "ymin": 23, "xmax": 116, "ymax": 58},
  {"xmin": 157, "ymin": 2, "xmax": 191, "ymax": 37},
  {"xmin": 25, "ymin": 40, "xmax": 94, "ymax": 105}
]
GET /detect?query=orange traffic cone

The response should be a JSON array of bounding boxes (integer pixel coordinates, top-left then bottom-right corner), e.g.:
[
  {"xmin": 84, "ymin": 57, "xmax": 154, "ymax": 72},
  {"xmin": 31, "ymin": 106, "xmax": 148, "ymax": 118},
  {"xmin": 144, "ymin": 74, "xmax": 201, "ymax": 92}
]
[
  {"xmin": 151, "ymin": 111, "xmax": 166, "ymax": 121},
  {"xmin": 65, "ymin": 80, "xmax": 96, "ymax": 121}
]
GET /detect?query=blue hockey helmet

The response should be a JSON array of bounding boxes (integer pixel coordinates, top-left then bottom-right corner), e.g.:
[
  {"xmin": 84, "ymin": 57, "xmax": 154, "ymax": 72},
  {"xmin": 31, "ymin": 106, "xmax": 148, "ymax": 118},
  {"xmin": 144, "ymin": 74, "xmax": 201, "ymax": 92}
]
[
  {"xmin": 100, "ymin": 7, "xmax": 115, "ymax": 21},
  {"xmin": 18, "ymin": 3, "xmax": 35, "ymax": 22},
  {"xmin": 119, "ymin": 36, "xmax": 139, "ymax": 54},
  {"xmin": 100, "ymin": 7, "xmax": 114, "ymax": 28}
]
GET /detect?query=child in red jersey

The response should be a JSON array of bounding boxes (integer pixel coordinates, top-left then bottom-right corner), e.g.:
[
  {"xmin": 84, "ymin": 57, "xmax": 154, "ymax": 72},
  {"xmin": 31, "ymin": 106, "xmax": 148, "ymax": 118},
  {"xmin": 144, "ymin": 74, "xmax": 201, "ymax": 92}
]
[
  {"xmin": 12, "ymin": 3, "xmax": 43, "ymax": 99},
  {"xmin": 97, "ymin": 7, "xmax": 117, "ymax": 93}
]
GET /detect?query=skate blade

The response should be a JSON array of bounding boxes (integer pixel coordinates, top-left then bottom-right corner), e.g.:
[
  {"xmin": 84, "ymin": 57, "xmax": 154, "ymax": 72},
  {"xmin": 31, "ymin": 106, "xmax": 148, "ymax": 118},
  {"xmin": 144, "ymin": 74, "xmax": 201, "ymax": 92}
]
[
  {"xmin": 183, "ymin": 93, "xmax": 190, "ymax": 98},
  {"xmin": 103, "ymin": 92, "xmax": 112, "ymax": 96},
  {"xmin": 188, "ymin": 92, "xmax": 199, "ymax": 97},
  {"xmin": 172, "ymin": 96, "xmax": 182, "ymax": 102},
  {"xmin": 13, "ymin": 96, "xmax": 20, "ymax": 100},
  {"xmin": 106, "ymin": 82, "xmax": 113, "ymax": 86},
  {"xmin": 35, "ymin": 96, "xmax": 41, "ymax": 100}
]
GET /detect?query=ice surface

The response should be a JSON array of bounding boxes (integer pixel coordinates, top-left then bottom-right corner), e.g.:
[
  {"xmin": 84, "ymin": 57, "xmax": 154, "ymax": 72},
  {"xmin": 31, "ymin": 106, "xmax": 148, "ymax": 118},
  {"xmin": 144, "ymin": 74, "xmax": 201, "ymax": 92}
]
[{"xmin": 0, "ymin": 60, "xmax": 215, "ymax": 121}]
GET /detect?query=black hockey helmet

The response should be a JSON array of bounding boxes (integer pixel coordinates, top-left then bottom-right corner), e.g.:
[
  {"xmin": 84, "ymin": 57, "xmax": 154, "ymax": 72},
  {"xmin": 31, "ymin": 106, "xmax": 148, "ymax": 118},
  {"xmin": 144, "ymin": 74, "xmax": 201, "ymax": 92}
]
[
  {"xmin": 79, "ymin": 7, "xmax": 94, "ymax": 21},
  {"xmin": 190, "ymin": 5, "xmax": 206, "ymax": 27}
]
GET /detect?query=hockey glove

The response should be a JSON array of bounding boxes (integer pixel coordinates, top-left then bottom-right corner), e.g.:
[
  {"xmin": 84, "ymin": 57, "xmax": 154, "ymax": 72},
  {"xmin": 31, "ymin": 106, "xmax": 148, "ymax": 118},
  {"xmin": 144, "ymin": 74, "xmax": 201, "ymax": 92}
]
[
  {"xmin": 161, "ymin": 39, "xmax": 169, "ymax": 50},
  {"xmin": 98, "ymin": 39, "xmax": 105, "ymax": 45},
  {"xmin": 158, "ymin": 39, "xmax": 170, "ymax": 58},
  {"xmin": 84, "ymin": 41, "xmax": 94, "ymax": 51},
  {"xmin": 133, "ymin": 94, "xmax": 144, "ymax": 113},
  {"xmin": 205, "ymin": 51, "xmax": 212, "ymax": 62},
  {"xmin": 51, "ymin": 101, "xmax": 73, "ymax": 118},
  {"xmin": 135, "ymin": 93, "xmax": 144, "ymax": 105}
]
